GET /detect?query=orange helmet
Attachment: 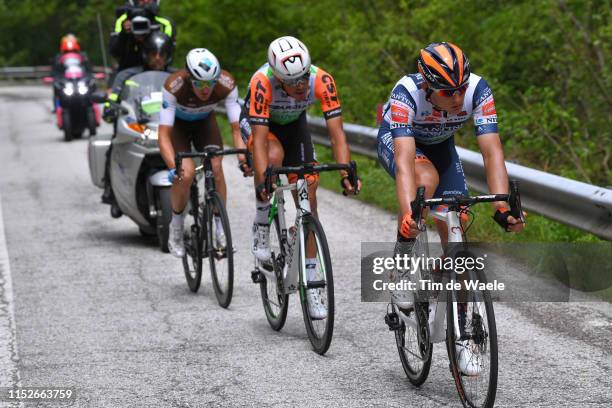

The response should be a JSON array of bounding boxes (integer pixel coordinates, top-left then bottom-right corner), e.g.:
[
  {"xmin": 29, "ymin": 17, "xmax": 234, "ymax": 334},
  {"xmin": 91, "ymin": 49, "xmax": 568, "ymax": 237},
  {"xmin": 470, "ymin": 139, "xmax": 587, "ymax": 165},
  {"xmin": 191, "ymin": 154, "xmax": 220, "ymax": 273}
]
[
  {"xmin": 60, "ymin": 34, "xmax": 80, "ymax": 53},
  {"xmin": 417, "ymin": 42, "xmax": 470, "ymax": 90}
]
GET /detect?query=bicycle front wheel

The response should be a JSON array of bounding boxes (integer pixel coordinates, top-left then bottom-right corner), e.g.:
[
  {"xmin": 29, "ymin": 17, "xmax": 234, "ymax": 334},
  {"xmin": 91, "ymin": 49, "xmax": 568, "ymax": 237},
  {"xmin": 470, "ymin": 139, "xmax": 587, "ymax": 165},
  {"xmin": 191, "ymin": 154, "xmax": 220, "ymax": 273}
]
[
  {"xmin": 259, "ymin": 214, "xmax": 289, "ymax": 331},
  {"xmin": 446, "ymin": 267, "xmax": 498, "ymax": 408},
  {"xmin": 394, "ymin": 230, "xmax": 433, "ymax": 385},
  {"xmin": 206, "ymin": 192, "xmax": 234, "ymax": 308},
  {"xmin": 299, "ymin": 214, "xmax": 334, "ymax": 355},
  {"xmin": 183, "ymin": 192, "xmax": 203, "ymax": 292}
]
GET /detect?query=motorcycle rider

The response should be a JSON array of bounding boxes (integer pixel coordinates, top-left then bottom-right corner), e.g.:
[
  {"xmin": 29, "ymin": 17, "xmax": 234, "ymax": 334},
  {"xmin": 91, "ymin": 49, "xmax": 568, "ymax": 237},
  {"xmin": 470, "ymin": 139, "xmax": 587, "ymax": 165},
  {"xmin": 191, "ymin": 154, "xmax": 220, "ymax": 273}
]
[
  {"xmin": 101, "ymin": 31, "xmax": 174, "ymax": 214},
  {"xmin": 51, "ymin": 34, "xmax": 92, "ymax": 111},
  {"xmin": 109, "ymin": 0, "xmax": 176, "ymax": 73}
]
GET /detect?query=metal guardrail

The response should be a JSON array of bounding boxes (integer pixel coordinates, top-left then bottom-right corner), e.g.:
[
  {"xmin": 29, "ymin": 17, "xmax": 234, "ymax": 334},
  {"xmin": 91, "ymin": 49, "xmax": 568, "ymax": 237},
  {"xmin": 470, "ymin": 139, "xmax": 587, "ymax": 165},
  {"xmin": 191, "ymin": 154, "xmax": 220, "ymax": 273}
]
[
  {"xmin": 0, "ymin": 66, "xmax": 110, "ymax": 80},
  {"xmin": 306, "ymin": 117, "xmax": 612, "ymax": 240},
  {"xmin": 3, "ymin": 67, "xmax": 608, "ymax": 239}
]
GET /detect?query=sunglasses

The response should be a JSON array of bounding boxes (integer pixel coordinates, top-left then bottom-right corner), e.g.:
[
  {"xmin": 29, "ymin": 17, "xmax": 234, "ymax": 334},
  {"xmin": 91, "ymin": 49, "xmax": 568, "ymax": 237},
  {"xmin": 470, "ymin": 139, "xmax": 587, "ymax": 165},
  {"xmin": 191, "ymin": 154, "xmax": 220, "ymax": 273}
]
[
  {"xmin": 279, "ymin": 72, "xmax": 310, "ymax": 87},
  {"xmin": 191, "ymin": 78, "xmax": 217, "ymax": 90},
  {"xmin": 432, "ymin": 83, "xmax": 469, "ymax": 97}
]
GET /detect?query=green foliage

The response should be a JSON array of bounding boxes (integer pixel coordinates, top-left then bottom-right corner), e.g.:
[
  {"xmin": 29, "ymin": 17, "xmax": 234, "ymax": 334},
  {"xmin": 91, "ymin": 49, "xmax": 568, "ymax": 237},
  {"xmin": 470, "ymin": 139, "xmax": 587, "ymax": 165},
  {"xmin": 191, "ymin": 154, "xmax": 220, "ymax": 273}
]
[{"xmin": 0, "ymin": 0, "xmax": 609, "ymax": 194}]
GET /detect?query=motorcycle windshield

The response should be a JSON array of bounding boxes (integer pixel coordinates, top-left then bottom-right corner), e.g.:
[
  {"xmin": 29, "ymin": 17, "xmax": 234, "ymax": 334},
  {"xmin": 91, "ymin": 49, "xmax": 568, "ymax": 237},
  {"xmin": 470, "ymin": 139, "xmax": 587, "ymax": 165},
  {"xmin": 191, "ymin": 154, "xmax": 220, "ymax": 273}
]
[{"xmin": 120, "ymin": 70, "xmax": 170, "ymax": 123}]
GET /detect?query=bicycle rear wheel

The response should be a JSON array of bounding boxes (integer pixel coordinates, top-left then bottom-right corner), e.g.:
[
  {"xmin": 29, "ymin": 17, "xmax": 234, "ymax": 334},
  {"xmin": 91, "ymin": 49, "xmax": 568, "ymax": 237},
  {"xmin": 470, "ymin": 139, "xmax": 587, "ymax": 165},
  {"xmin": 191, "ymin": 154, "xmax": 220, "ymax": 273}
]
[
  {"xmin": 446, "ymin": 266, "xmax": 498, "ymax": 408},
  {"xmin": 183, "ymin": 187, "xmax": 203, "ymax": 292},
  {"xmin": 259, "ymin": 215, "xmax": 289, "ymax": 331},
  {"xmin": 394, "ymin": 231, "xmax": 433, "ymax": 385},
  {"xmin": 206, "ymin": 192, "xmax": 234, "ymax": 308},
  {"xmin": 299, "ymin": 215, "xmax": 334, "ymax": 355}
]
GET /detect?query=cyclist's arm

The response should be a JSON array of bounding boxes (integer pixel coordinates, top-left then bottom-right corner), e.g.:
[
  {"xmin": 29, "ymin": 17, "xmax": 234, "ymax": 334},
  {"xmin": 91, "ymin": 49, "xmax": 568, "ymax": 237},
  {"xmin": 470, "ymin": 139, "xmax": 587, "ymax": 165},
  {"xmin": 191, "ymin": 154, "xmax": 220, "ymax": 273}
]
[
  {"xmin": 394, "ymin": 137, "xmax": 417, "ymax": 217},
  {"xmin": 223, "ymin": 86, "xmax": 246, "ymax": 153},
  {"xmin": 159, "ymin": 87, "xmax": 177, "ymax": 170},
  {"xmin": 477, "ymin": 133, "xmax": 509, "ymax": 210},
  {"xmin": 471, "ymin": 77, "xmax": 511, "ymax": 211},
  {"xmin": 389, "ymin": 84, "xmax": 418, "ymax": 216},
  {"xmin": 248, "ymin": 73, "xmax": 272, "ymax": 185},
  {"xmin": 314, "ymin": 69, "xmax": 349, "ymax": 176},
  {"xmin": 325, "ymin": 116, "xmax": 350, "ymax": 176}
]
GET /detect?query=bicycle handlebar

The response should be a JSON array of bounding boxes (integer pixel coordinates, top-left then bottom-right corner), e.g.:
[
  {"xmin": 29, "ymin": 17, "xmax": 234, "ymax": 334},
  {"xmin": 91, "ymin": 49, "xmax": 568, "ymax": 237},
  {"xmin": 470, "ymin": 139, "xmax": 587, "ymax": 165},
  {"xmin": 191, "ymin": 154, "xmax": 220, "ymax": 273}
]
[
  {"xmin": 411, "ymin": 180, "xmax": 524, "ymax": 226},
  {"xmin": 263, "ymin": 160, "xmax": 358, "ymax": 195},
  {"xmin": 175, "ymin": 148, "xmax": 249, "ymax": 176}
]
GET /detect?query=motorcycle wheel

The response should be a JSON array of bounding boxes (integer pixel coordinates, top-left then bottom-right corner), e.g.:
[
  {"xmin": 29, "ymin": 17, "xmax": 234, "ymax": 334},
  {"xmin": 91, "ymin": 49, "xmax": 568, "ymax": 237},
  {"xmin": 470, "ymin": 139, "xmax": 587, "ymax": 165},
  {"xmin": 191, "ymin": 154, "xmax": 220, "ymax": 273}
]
[
  {"xmin": 62, "ymin": 110, "xmax": 73, "ymax": 142},
  {"xmin": 87, "ymin": 106, "xmax": 97, "ymax": 137},
  {"xmin": 155, "ymin": 187, "xmax": 172, "ymax": 253}
]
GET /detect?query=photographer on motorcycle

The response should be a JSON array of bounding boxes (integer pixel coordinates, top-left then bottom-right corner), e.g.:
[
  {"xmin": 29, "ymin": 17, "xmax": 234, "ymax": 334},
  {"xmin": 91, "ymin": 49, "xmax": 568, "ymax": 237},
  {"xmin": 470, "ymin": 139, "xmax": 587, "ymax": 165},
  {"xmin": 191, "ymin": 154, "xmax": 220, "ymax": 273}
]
[
  {"xmin": 109, "ymin": 0, "xmax": 175, "ymax": 73},
  {"xmin": 101, "ymin": 31, "xmax": 174, "ymax": 212}
]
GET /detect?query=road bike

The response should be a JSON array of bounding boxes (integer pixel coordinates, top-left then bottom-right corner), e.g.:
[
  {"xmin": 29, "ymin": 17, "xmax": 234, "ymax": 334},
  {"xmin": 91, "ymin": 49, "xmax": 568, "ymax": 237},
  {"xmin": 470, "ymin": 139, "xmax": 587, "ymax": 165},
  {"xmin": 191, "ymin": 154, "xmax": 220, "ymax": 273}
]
[
  {"xmin": 384, "ymin": 180, "xmax": 524, "ymax": 407},
  {"xmin": 251, "ymin": 161, "xmax": 358, "ymax": 355},
  {"xmin": 175, "ymin": 147, "xmax": 248, "ymax": 308}
]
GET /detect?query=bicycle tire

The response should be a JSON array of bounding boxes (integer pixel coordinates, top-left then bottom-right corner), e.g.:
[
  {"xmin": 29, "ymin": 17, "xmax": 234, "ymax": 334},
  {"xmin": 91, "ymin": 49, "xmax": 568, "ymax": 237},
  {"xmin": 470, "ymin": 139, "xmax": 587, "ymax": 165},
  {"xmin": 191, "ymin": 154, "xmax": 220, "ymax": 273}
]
[
  {"xmin": 182, "ymin": 188, "xmax": 203, "ymax": 292},
  {"xmin": 394, "ymin": 231, "xmax": 433, "ymax": 385},
  {"xmin": 206, "ymin": 192, "xmax": 234, "ymax": 308},
  {"xmin": 260, "ymin": 214, "xmax": 289, "ymax": 331},
  {"xmin": 446, "ymin": 266, "xmax": 498, "ymax": 408},
  {"xmin": 299, "ymin": 214, "xmax": 334, "ymax": 355}
]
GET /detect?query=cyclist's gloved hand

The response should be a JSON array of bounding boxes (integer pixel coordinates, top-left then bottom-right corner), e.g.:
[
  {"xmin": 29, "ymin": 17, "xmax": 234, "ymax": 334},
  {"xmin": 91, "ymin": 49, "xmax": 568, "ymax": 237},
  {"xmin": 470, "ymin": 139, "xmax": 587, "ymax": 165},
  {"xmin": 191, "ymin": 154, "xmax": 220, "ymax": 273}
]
[
  {"xmin": 238, "ymin": 157, "xmax": 253, "ymax": 177},
  {"xmin": 102, "ymin": 105, "xmax": 116, "ymax": 123},
  {"xmin": 167, "ymin": 168, "xmax": 177, "ymax": 183},
  {"xmin": 399, "ymin": 212, "xmax": 419, "ymax": 239},
  {"xmin": 493, "ymin": 207, "xmax": 526, "ymax": 232},
  {"xmin": 341, "ymin": 175, "xmax": 361, "ymax": 196}
]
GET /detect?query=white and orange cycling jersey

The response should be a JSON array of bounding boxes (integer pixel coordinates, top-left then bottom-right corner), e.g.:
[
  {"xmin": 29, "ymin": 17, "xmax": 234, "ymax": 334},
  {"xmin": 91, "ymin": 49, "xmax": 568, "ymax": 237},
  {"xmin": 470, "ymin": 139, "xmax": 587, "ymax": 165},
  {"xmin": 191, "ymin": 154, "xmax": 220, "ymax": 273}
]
[{"xmin": 244, "ymin": 63, "xmax": 342, "ymax": 126}]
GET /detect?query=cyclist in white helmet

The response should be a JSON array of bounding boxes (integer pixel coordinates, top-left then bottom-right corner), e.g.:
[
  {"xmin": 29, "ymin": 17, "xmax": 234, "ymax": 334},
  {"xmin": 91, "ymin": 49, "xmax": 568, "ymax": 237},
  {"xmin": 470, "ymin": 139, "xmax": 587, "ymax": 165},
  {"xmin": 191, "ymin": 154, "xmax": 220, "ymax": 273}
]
[
  {"xmin": 242, "ymin": 35, "xmax": 361, "ymax": 319},
  {"xmin": 158, "ymin": 48, "xmax": 247, "ymax": 257}
]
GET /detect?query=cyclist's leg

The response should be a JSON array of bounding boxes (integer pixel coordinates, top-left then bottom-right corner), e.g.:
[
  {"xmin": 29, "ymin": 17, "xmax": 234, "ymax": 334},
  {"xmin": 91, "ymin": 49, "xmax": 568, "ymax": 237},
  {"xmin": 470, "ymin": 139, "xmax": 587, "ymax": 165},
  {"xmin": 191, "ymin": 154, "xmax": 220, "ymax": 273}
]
[
  {"xmin": 377, "ymin": 130, "xmax": 440, "ymax": 232},
  {"xmin": 425, "ymin": 137, "xmax": 469, "ymax": 244},
  {"xmin": 276, "ymin": 113, "xmax": 319, "ymax": 218},
  {"xmin": 170, "ymin": 120, "xmax": 196, "ymax": 213},
  {"xmin": 250, "ymin": 125, "xmax": 284, "ymax": 261}
]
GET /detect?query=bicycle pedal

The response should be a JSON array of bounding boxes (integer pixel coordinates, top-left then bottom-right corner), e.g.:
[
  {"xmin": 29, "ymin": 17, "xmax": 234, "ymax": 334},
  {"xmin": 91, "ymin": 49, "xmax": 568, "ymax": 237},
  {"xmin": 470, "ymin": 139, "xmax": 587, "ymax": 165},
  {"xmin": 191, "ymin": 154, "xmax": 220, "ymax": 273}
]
[
  {"xmin": 251, "ymin": 270, "xmax": 264, "ymax": 284},
  {"xmin": 384, "ymin": 311, "xmax": 401, "ymax": 331}
]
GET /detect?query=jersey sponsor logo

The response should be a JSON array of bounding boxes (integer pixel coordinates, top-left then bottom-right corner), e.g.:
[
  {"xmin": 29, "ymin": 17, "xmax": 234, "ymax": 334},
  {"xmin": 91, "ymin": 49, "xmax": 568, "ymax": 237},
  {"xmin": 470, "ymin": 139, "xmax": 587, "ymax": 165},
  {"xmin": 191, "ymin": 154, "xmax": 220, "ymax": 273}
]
[
  {"xmin": 482, "ymin": 99, "xmax": 496, "ymax": 116},
  {"xmin": 254, "ymin": 80, "xmax": 267, "ymax": 115},
  {"xmin": 391, "ymin": 104, "xmax": 409, "ymax": 124},
  {"xmin": 391, "ymin": 90, "xmax": 416, "ymax": 111},
  {"xmin": 324, "ymin": 107, "xmax": 342, "ymax": 118},
  {"xmin": 168, "ymin": 76, "xmax": 184, "ymax": 93},
  {"xmin": 320, "ymin": 74, "xmax": 339, "ymax": 108},
  {"xmin": 474, "ymin": 86, "xmax": 492, "ymax": 106},
  {"xmin": 217, "ymin": 73, "xmax": 234, "ymax": 89}
]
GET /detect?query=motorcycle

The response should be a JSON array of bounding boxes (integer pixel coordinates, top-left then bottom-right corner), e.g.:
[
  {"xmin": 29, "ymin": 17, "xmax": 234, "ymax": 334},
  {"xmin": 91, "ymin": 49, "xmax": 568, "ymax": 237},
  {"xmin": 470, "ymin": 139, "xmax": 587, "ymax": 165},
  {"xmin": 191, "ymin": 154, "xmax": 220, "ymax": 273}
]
[
  {"xmin": 44, "ymin": 57, "xmax": 103, "ymax": 141},
  {"xmin": 89, "ymin": 70, "xmax": 173, "ymax": 252}
]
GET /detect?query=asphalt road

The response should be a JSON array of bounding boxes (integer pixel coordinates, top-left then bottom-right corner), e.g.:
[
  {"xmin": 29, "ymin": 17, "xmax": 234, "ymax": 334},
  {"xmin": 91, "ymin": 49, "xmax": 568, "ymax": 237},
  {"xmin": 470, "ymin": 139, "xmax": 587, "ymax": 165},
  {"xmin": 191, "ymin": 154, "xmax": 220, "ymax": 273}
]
[{"xmin": 0, "ymin": 85, "xmax": 610, "ymax": 407}]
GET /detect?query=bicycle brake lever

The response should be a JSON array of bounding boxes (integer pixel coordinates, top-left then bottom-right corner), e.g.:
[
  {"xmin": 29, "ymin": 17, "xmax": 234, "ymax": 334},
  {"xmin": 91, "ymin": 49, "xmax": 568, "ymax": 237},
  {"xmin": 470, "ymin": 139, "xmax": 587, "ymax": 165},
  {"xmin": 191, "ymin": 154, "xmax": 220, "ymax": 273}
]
[{"xmin": 411, "ymin": 186, "xmax": 426, "ymax": 229}]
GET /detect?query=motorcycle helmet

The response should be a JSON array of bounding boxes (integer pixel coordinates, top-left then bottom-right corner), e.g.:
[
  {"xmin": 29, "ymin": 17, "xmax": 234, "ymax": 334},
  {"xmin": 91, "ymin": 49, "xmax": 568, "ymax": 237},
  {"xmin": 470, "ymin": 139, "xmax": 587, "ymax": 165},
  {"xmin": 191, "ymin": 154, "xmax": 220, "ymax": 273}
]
[
  {"xmin": 60, "ymin": 34, "xmax": 80, "ymax": 53},
  {"xmin": 142, "ymin": 31, "xmax": 173, "ymax": 68}
]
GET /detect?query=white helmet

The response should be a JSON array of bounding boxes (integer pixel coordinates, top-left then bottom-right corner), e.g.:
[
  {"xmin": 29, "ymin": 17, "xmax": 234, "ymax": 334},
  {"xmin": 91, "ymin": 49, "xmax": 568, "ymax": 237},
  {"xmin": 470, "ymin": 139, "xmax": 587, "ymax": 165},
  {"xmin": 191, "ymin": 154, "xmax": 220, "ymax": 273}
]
[
  {"xmin": 186, "ymin": 48, "xmax": 221, "ymax": 81},
  {"xmin": 267, "ymin": 36, "xmax": 311, "ymax": 82}
]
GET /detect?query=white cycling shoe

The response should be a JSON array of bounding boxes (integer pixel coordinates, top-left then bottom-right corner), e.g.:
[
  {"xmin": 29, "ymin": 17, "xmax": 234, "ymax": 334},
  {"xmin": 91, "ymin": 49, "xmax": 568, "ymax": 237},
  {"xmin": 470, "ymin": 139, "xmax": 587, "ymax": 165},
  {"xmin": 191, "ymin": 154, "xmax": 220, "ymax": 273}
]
[
  {"xmin": 306, "ymin": 288, "xmax": 328, "ymax": 320},
  {"xmin": 252, "ymin": 223, "xmax": 271, "ymax": 262},
  {"xmin": 456, "ymin": 340, "xmax": 482, "ymax": 376},
  {"xmin": 389, "ymin": 269, "xmax": 414, "ymax": 310},
  {"xmin": 168, "ymin": 222, "xmax": 185, "ymax": 258},
  {"xmin": 213, "ymin": 215, "xmax": 226, "ymax": 249}
]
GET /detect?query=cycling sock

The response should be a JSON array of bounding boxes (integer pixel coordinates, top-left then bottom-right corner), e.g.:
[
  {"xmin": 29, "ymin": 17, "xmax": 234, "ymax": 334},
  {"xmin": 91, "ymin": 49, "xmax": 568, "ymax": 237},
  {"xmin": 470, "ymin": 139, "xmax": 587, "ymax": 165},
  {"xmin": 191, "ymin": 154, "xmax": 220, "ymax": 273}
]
[
  {"xmin": 171, "ymin": 211, "xmax": 184, "ymax": 227},
  {"xmin": 255, "ymin": 200, "xmax": 270, "ymax": 224},
  {"xmin": 306, "ymin": 258, "xmax": 317, "ymax": 281}
]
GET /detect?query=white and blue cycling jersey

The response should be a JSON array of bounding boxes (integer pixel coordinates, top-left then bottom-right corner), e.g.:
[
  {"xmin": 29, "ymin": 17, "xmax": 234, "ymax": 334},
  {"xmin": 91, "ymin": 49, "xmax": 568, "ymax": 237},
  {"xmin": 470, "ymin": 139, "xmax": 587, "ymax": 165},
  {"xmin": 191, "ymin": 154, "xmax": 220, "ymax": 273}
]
[
  {"xmin": 377, "ymin": 72, "xmax": 499, "ymax": 199},
  {"xmin": 379, "ymin": 72, "xmax": 498, "ymax": 144}
]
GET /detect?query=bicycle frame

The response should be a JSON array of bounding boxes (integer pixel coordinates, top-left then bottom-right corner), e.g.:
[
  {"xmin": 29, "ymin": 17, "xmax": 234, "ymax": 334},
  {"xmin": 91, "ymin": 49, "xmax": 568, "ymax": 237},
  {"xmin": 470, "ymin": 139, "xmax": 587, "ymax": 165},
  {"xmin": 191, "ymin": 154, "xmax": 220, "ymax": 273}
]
[
  {"xmin": 258, "ymin": 177, "xmax": 311, "ymax": 294},
  {"xmin": 397, "ymin": 206, "xmax": 470, "ymax": 344}
]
